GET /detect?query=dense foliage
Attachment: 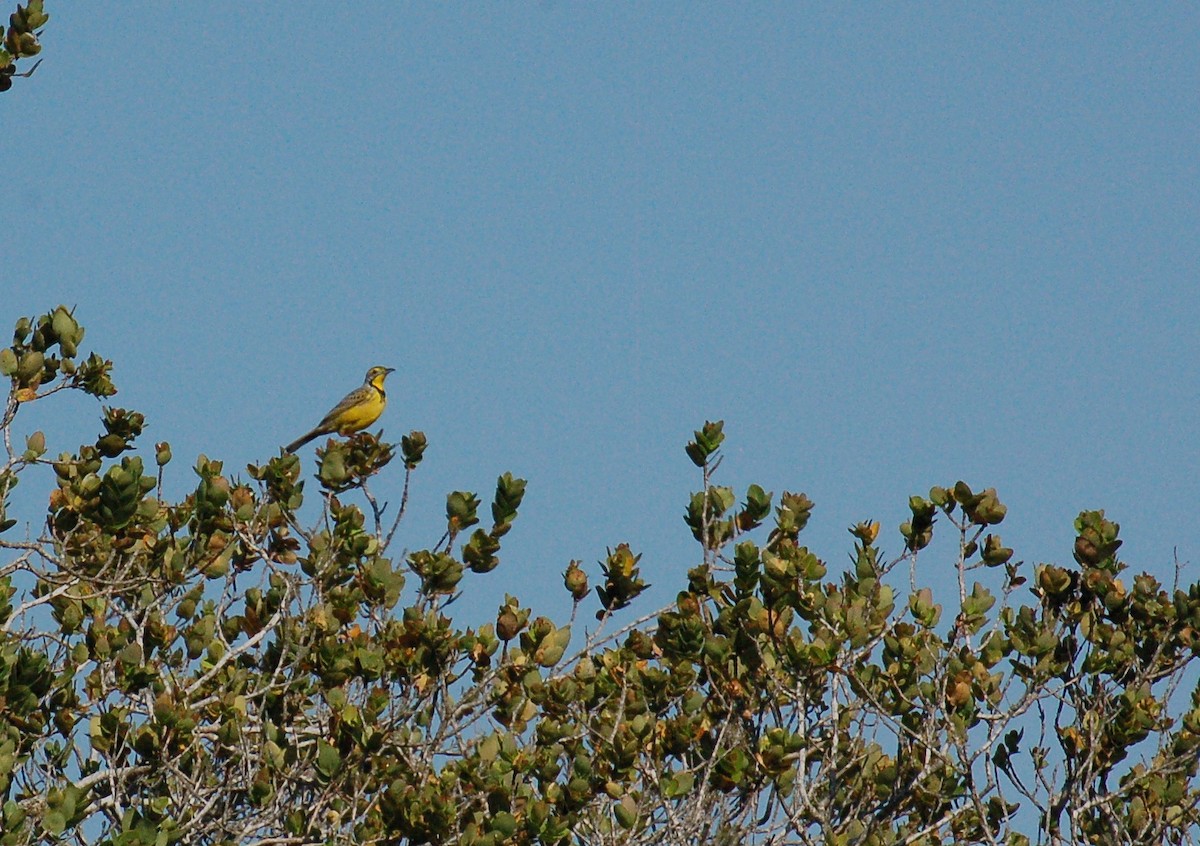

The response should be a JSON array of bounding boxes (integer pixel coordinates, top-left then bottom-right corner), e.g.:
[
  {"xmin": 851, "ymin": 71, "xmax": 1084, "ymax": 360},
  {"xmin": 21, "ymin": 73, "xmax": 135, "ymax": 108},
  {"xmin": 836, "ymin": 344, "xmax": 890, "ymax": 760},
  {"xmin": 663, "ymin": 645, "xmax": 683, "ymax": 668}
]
[{"xmin": 2, "ymin": 307, "xmax": 1200, "ymax": 846}]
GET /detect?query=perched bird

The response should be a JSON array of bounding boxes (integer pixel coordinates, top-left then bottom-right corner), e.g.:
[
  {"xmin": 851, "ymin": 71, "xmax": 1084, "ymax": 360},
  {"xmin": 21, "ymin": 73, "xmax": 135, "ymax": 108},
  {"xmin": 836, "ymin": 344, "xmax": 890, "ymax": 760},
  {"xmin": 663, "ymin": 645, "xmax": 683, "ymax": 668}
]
[{"xmin": 284, "ymin": 366, "xmax": 395, "ymax": 453}]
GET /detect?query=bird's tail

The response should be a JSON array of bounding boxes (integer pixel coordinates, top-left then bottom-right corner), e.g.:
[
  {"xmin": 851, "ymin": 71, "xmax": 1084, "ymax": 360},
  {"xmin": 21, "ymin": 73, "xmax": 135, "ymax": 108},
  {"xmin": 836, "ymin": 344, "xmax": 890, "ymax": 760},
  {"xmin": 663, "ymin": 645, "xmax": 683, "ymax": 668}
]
[{"xmin": 284, "ymin": 428, "xmax": 322, "ymax": 454}]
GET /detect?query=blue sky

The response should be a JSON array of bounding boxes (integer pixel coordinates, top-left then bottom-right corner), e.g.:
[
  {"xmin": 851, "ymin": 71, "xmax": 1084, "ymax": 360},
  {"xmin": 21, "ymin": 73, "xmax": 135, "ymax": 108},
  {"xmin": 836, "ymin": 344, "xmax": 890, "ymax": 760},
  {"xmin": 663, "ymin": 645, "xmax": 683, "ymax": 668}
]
[{"xmin": 6, "ymin": 4, "xmax": 1199, "ymax": 624}]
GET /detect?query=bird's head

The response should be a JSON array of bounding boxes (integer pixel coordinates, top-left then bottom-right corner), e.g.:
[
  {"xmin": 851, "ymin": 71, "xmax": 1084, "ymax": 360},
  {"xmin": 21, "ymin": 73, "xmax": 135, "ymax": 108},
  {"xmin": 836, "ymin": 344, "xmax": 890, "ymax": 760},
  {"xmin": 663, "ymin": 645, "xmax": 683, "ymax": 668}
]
[{"xmin": 365, "ymin": 366, "xmax": 395, "ymax": 388}]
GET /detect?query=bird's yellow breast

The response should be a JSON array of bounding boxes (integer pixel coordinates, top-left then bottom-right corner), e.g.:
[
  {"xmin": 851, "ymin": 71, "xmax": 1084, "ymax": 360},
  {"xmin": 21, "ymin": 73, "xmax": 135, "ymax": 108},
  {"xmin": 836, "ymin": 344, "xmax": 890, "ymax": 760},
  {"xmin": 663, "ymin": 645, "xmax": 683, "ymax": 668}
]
[{"xmin": 329, "ymin": 389, "xmax": 386, "ymax": 434}]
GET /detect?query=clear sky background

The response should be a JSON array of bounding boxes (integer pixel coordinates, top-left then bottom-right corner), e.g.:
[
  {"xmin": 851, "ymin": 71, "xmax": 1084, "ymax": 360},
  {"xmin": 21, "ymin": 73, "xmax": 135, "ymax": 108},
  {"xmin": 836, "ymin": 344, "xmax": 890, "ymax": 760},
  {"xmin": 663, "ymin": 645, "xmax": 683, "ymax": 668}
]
[{"xmin": 6, "ymin": 4, "xmax": 1199, "ymax": 626}]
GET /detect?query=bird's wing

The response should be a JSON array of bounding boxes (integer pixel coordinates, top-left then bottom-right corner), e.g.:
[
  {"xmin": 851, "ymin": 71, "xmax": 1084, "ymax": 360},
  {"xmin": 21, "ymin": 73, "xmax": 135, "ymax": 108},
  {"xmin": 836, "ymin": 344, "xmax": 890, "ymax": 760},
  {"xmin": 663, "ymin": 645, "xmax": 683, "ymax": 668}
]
[{"xmin": 318, "ymin": 384, "xmax": 374, "ymax": 428}]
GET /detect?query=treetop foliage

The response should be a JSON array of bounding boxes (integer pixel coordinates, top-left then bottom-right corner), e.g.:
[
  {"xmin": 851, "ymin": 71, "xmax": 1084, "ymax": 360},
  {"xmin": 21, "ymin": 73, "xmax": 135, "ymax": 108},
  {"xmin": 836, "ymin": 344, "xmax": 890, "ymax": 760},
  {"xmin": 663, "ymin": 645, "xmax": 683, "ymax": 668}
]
[{"xmin": 3, "ymin": 305, "xmax": 1200, "ymax": 846}]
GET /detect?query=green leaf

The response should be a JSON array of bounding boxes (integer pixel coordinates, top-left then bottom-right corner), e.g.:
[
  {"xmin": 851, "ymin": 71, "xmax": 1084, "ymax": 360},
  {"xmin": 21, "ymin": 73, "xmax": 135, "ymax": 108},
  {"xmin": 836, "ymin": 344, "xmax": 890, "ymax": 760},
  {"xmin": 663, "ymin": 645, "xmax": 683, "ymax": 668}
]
[
  {"xmin": 315, "ymin": 741, "xmax": 341, "ymax": 779},
  {"xmin": 16, "ymin": 350, "xmax": 43, "ymax": 381},
  {"xmin": 478, "ymin": 734, "xmax": 500, "ymax": 763},
  {"xmin": 400, "ymin": 430, "xmax": 427, "ymax": 468},
  {"xmin": 663, "ymin": 771, "xmax": 694, "ymax": 798},
  {"xmin": 42, "ymin": 810, "xmax": 66, "ymax": 836},
  {"xmin": 491, "ymin": 812, "xmax": 517, "ymax": 837},
  {"xmin": 685, "ymin": 420, "xmax": 725, "ymax": 466},
  {"xmin": 909, "ymin": 587, "xmax": 941, "ymax": 627},
  {"xmin": 51, "ymin": 307, "xmax": 77, "ymax": 346},
  {"xmin": 491, "ymin": 472, "xmax": 526, "ymax": 527},
  {"xmin": 446, "ymin": 490, "xmax": 480, "ymax": 530},
  {"xmin": 614, "ymin": 795, "xmax": 638, "ymax": 829}
]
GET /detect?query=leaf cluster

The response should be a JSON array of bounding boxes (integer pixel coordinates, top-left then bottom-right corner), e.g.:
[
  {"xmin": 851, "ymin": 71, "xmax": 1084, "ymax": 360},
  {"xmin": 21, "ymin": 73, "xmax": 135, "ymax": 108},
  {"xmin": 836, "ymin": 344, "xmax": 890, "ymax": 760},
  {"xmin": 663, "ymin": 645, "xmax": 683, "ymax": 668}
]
[{"xmin": 0, "ymin": 1, "xmax": 46, "ymax": 92}]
